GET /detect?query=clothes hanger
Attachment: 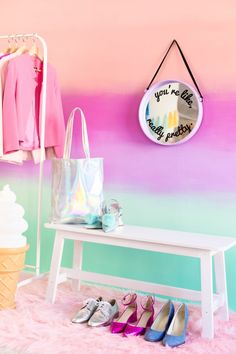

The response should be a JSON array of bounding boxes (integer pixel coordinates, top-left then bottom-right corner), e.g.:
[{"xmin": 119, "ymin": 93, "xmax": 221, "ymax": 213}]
[
  {"xmin": 14, "ymin": 35, "xmax": 29, "ymax": 55},
  {"xmin": 3, "ymin": 36, "xmax": 27, "ymax": 55},
  {"xmin": 28, "ymin": 36, "xmax": 43, "ymax": 61},
  {"xmin": 2, "ymin": 37, "xmax": 11, "ymax": 54},
  {"xmin": 2, "ymin": 36, "xmax": 15, "ymax": 54}
]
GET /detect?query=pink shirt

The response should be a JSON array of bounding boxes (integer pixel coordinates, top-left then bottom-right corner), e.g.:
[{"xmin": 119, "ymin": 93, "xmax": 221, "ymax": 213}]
[{"xmin": 2, "ymin": 53, "xmax": 65, "ymax": 157}]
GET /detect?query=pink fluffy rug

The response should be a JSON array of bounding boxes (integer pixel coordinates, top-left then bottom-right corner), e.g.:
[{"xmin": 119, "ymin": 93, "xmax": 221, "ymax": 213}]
[{"xmin": 0, "ymin": 279, "xmax": 235, "ymax": 354}]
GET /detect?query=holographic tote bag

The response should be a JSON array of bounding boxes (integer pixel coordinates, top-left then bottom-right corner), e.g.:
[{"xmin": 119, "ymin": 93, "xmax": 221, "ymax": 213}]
[{"xmin": 50, "ymin": 107, "xmax": 103, "ymax": 224}]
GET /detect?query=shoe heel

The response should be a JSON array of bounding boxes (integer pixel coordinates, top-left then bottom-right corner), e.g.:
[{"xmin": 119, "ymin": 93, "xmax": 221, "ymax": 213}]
[
  {"xmin": 128, "ymin": 310, "xmax": 137, "ymax": 323},
  {"xmin": 114, "ymin": 311, "xmax": 120, "ymax": 319},
  {"xmin": 144, "ymin": 300, "xmax": 174, "ymax": 342},
  {"xmin": 110, "ymin": 293, "xmax": 137, "ymax": 334},
  {"xmin": 123, "ymin": 296, "xmax": 155, "ymax": 337},
  {"xmin": 147, "ymin": 313, "xmax": 154, "ymax": 327}
]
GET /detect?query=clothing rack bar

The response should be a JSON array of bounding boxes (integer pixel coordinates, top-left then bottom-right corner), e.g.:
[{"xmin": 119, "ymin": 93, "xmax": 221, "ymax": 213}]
[
  {"xmin": 0, "ymin": 32, "xmax": 48, "ymax": 280},
  {"xmin": 0, "ymin": 33, "xmax": 40, "ymax": 39}
]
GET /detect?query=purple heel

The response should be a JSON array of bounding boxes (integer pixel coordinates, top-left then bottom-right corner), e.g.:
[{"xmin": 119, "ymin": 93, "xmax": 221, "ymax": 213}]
[
  {"xmin": 123, "ymin": 296, "xmax": 155, "ymax": 337},
  {"xmin": 110, "ymin": 293, "xmax": 137, "ymax": 334}
]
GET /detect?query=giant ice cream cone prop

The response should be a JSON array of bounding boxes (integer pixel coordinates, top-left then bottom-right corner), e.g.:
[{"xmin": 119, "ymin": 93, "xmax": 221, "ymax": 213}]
[{"xmin": 0, "ymin": 185, "xmax": 29, "ymax": 309}]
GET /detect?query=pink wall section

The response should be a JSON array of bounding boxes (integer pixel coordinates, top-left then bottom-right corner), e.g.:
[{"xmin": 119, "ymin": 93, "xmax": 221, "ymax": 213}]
[{"xmin": 0, "ymin": 1, "xmax": 236, "ymax": 93}]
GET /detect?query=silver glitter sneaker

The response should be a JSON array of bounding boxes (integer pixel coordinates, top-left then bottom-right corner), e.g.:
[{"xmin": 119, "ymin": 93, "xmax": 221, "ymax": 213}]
[
  {"xmin": 71, "ymin": 297, "xmax": 102, "ymax": 324},
  {"xmin": 88, "ymin": 299, "xmax": 119, "ymax": 327}
]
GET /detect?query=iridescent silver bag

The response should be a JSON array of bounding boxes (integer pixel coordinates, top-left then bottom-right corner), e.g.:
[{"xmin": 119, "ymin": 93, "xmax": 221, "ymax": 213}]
[{"xmin": 50, "ymin": 107, "xmax": 103, "ymax": 224}]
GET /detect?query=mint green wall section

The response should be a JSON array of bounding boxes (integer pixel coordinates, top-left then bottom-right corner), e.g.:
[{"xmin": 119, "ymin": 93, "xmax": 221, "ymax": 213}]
[
  {"xmin": 94, "ymin": 188, "xmax": 236, "ymax": 311},
  {"xmin": 48, "ymin": 187, "xmax": 236, "ymax": 311},
  {"xmin": 1, "ymin": 175, "xmax": 235, "ymax": 311}
]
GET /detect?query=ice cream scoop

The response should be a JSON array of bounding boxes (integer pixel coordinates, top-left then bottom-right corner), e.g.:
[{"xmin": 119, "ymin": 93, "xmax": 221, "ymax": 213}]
[{"xmin": 0, "ymin": 185, "xmax": 27, "ymax": 248}]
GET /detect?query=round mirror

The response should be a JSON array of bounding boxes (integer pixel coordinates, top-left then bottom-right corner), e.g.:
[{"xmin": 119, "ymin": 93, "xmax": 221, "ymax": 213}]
[{"xmin": 139, "ymin": 80, "xmax": 203, "ymax": 145}]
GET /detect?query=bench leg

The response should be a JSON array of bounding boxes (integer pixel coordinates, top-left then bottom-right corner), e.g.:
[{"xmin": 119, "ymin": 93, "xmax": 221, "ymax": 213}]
[
  {"xmin": 46, "ymin": 232, "xmax": 64, "ymax": 304},
  {"xmin": 200, "ymin": 253, "xmax": 214, "ymax": 339},
  {"xmin": 72, "ymin": 240, "xmax": 83, "ymax": 292},
  {"xmin": 214, "ymin": 251, "xmax": 229, "ymax": 321}
]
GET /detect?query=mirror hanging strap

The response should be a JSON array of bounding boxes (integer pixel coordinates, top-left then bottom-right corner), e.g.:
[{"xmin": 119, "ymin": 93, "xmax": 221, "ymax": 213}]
[{"xmin": 146, "ymin": 39, "xmax": 203, "ymax": 102}]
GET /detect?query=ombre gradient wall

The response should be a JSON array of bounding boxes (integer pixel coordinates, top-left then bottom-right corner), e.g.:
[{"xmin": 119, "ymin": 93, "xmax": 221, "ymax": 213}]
[{"xmin": 0, "ymin": 1, "xmax": 236, "ymax": 309}]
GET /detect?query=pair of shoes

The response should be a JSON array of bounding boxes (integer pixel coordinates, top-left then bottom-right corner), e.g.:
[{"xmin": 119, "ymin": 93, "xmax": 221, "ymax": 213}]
[
  {"xmin": 71, "ymin": 297, "xmax": 119, "ymax": 327},
  {"xmin": 71, "ymin": 297, "xmax": 102, "ymax": 324},
  {"xmin": 85, "ymin": 199, "xmax": 123, "ymax": 233},
  {"xmin": 111, "ymin": 293, "xmax": 155, "ymax": 337},
  {"xmin": 144, "ymin": 301, "xmax": 189, "ymax": 348}
]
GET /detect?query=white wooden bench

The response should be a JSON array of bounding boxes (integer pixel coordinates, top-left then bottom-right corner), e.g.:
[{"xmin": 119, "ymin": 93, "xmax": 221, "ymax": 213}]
[{"xmin": 45, "ymin": 223, "xmax": 236, "ymax": 339}]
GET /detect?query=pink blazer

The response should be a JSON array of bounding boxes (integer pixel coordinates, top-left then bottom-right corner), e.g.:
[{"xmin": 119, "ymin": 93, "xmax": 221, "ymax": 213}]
[{"xmin": 2, "ymin": 53, "xmax": 65, "ymax": 157}]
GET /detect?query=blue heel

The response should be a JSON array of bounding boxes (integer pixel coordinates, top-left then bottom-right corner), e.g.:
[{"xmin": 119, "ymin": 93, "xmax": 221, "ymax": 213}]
[
  {"xmin": 162, "ymin": 303, "xmax": 189, "ymax": 348},
  {"xmin": 144, "ymin": 300, "xmax": 174, "ymax": 342}
]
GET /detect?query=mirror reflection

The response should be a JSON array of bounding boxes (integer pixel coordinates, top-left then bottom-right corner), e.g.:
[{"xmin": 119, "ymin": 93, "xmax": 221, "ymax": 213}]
[{"xmin": 142, "ymin": 81, "xmax": 202, "ymax": 145}]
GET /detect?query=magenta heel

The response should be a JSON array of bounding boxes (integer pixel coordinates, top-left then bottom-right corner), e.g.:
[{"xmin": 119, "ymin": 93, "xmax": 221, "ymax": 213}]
[
  {"xmin": 123, "ymin": 296, "xmax": 155, "ymax": 337},
  {"xmin": 110, "ymin": 293, "xmax": 137, "ymax": 334},
  {"xmin": 128, "ymin": 311, "xmax": 138, "ymax": 323}
]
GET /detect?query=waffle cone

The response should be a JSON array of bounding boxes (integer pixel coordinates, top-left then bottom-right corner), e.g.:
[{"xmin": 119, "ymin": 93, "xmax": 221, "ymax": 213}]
[{"xmin": 0, "ymin": 244, "xmax": 29, "ymax": 309}]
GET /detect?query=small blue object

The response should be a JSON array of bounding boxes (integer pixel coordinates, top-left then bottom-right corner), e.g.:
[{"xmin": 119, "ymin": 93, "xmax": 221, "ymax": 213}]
[
  {"xmin": 85, "ymin": 221, "xmax": 102, "ymax": 229},
  {"xmin": 85, "ymin": 214, "xmax": 99, "ymax": 225},
  {"xmin": 102, "ymin": 214, "xmax": 117, "ymax": 233}
]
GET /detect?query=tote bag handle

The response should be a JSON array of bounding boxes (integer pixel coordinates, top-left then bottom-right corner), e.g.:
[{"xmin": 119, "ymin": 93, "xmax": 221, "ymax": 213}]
[{"xmin": 63, "ymin": 107, "xmax": 90, "ymax": 159}]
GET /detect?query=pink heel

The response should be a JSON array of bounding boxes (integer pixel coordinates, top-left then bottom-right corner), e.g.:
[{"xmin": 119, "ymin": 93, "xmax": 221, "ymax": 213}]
[
  {"xmin": 110, "ymin": 293, "xmax": 137, "ymax": 334},
  {"xmin": 123, "ymin": 296, "xmax": 155, "ymax": 337}
]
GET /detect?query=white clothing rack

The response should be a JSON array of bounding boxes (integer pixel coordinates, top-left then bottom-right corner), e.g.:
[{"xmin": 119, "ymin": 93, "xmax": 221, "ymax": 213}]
[{"xmin": 0, "ymin": 33, "xmax": 48, "ymax": 284}]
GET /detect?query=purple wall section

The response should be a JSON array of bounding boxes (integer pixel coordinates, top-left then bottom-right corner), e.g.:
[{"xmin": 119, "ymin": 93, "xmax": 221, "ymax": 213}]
[
  {"xmin": 1, "ymin": 92, "xmax": 236, "ymax": 194},
  {"xmin": 63, "ymin": 92, "xmax": 236, "ymax": 194}
]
